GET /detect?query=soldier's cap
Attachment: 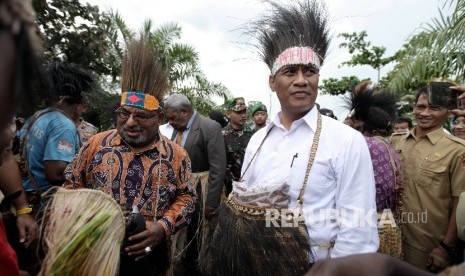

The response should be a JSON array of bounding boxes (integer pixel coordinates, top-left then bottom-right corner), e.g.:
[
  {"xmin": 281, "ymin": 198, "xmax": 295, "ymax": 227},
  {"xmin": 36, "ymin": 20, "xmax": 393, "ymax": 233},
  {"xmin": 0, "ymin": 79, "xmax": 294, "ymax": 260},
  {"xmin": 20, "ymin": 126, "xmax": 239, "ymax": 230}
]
[
  {"xmin": 226, "ymin": 97, "xmax": 247, "ymax": 111},
  {"xmin": 251, "ymin": 102, "xmax": 267, "ymax": 116}
]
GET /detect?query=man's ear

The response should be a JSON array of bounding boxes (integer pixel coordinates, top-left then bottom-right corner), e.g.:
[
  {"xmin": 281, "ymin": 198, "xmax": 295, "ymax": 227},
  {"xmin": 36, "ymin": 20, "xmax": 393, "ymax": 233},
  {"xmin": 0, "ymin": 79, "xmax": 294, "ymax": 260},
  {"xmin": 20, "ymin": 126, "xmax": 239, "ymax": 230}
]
[
  {"xmin": 225, "ymin": 110, "xmax": 232, "ymax": 119},
  {"xmin": 158, "ymin": 110, "xmax": 165, "ymax": 122},
  {"xmin": 269, "ymin": 75, "xmax": 275, "ymax": 92}
]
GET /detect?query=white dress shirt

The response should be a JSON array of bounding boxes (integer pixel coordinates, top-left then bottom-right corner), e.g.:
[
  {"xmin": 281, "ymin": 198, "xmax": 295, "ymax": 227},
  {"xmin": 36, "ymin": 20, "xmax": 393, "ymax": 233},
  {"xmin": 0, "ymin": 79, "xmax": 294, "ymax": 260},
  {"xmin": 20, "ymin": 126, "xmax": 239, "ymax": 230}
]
[
  {"xmin": 159, "ymin": 112, "xmax": 197, "ymax": 147},
  {"xmin": 159, "ymin": 123, "xmax": 174, "ymax": 140},
  {"xmin": 240, "ymin": 107, "xmax": 379, "ymax": 260}
]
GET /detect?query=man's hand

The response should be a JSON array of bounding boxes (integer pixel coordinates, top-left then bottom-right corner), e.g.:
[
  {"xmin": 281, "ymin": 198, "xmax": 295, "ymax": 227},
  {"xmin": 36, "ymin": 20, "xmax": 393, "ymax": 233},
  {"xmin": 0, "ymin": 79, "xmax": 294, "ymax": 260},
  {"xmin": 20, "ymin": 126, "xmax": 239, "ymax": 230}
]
[
  {"xmin": 16, "ymin": 213, "xmax": 37, "ymax": 247},
  {"xmin": 426, "ymin": 246, "xmax": 450, "ymax": 273},
  {"xmin": 125, "ymin": 220, "xmax": 166, "ymax": 261},
  {"xmin": 450, "ymin": 86, "xmax": 465, "ymax": 117}
]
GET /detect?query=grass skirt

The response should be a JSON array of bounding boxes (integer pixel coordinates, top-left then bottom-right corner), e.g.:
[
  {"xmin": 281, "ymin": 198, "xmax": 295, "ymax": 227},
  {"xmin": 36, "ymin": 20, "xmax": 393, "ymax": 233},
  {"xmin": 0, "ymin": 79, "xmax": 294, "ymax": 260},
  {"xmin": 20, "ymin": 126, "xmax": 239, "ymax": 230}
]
[{"xmin": 199, "ymin": 197, "xmax": 313, "ymax": 276}]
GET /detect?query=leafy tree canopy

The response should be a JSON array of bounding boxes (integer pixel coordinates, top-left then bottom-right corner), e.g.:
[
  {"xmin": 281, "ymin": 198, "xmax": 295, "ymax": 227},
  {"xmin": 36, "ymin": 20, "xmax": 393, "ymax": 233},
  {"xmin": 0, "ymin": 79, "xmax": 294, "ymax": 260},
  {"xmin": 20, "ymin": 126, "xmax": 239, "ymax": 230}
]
[
  {"xmin": 339, "ymin": 31, "xmax": 395, "ymax": 82},
  {"xmin": 386, "ymin": 0, "xmax": 465, "ymax": 93},
  {"xmin": 32, "ymin": 0, "xmax": 121, "ymax": 81},
  {"xmin": 319, "ymin": 76, "xmax": 363, "ymax": 96}
]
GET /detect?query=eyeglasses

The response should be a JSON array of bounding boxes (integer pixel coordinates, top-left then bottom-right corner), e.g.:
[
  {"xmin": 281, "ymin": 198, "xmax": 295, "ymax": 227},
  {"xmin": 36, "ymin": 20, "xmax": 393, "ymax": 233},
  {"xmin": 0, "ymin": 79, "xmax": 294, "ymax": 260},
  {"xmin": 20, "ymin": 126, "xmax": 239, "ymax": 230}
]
[{"xmin": 115, "ymin": 107, "xmax": 158, "ymax": 122}]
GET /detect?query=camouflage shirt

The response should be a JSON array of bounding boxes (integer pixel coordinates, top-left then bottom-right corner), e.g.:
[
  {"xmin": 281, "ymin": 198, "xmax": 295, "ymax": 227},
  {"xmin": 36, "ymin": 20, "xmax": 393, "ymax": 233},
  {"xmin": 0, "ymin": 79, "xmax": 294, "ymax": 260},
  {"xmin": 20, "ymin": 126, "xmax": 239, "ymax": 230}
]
[{"xmin": 222, "ymin": 124, "xmax": 254, "ymax": 193}]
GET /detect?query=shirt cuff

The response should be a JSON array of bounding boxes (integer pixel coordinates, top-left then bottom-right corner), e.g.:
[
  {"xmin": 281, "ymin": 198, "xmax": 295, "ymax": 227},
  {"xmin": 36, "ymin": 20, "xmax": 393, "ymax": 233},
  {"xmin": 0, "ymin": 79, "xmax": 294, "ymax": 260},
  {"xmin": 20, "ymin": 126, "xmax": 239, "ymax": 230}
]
[{"xmin": 157, "ymin": 217, "xmax": 173, "ymax": 239}]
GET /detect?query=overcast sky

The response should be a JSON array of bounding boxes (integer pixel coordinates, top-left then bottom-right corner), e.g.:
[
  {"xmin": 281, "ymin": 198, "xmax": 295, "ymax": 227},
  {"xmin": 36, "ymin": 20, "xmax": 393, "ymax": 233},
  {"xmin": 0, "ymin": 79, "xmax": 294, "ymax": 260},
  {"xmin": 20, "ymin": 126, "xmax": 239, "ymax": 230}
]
[{"xmin": 88, "ymin": 0, "xmax": 450, "ymax": 119}]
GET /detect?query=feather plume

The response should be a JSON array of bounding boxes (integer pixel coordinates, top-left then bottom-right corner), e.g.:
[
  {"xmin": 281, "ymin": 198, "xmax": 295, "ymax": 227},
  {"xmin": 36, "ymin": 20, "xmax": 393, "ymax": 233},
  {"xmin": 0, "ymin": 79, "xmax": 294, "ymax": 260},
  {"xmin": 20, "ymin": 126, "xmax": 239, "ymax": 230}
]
[
  {"xmin": 245, "ymin": 0, "xmax": 331, "ymax": 71},
  {"xmin": 44, "ymin": 62, "xmax": 98, "ymax": 105},
  {"xmin": 347, "ymin": 81, "xmax": 398, "ymax": 135},
  {"xmin": 121, "ymin": 36, "xmax": 169, "ymax": 102}
]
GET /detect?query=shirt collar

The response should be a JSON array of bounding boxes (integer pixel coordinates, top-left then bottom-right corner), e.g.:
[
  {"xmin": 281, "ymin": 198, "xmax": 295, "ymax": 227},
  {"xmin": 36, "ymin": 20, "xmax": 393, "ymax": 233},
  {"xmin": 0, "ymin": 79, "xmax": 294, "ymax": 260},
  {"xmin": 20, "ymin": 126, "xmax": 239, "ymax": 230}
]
[
  {"xmin": 186, "ymin": 111, "xmax": 197, "ymax": 130},
  {"xmin": 409, "ymin": 126, "xmax": 445, "ymax": 145},
  {"xmin": 269, "ymin": 106, "xmax": 318, "ymax": 133},
  {"xmin": 110, "ymin": 129, "xmax": 168, "ymax": 157}
]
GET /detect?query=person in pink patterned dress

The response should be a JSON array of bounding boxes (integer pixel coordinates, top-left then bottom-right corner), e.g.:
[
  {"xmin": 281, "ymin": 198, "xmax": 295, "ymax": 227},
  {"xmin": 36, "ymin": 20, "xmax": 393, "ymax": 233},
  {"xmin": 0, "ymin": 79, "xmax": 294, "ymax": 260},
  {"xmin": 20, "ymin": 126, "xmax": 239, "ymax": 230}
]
[
  {"xmin": 344, "ymin": 81, "xmax": 404, "ymax": 259},
  {"xmin": 345, "ymin": 81, "xmax": 403, "ymax": 213}
]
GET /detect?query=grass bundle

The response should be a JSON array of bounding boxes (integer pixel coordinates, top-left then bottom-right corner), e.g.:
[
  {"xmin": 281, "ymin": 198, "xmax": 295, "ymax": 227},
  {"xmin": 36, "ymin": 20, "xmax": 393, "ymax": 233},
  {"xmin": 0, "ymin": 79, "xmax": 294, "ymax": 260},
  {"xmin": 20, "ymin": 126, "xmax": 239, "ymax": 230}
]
[{"xmin": 38, "ymin": 188, "xmax": 125, "ymax": 276}]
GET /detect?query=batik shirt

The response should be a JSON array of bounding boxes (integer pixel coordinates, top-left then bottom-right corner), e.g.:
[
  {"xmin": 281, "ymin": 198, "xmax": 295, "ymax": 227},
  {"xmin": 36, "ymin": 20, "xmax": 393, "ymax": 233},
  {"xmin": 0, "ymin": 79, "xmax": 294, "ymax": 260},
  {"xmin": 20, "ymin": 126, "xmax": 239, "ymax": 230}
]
[
  {"xmin": 223, "ymin": 124, "xmax": 254, "ymax": 184},
  {"xmin": 64, "ymin": 129, "xmax": 197, "ymax": 237}
]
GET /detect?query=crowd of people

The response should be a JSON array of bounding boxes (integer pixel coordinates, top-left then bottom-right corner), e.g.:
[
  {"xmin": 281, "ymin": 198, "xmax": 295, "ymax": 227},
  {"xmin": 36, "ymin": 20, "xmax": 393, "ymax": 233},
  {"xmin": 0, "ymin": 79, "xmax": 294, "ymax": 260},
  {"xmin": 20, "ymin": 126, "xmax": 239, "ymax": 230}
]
[{"xmin": 1, "ymin": 0, "xmax": 465, "ymax": 275}]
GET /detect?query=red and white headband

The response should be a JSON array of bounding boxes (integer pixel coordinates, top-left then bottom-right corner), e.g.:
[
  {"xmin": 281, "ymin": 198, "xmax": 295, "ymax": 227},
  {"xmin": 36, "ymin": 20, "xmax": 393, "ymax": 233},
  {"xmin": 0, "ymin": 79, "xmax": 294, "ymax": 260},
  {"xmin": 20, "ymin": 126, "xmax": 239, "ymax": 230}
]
[{"xmin": 271, "ymin": 46, "xmax": 321, "ymax": 75}]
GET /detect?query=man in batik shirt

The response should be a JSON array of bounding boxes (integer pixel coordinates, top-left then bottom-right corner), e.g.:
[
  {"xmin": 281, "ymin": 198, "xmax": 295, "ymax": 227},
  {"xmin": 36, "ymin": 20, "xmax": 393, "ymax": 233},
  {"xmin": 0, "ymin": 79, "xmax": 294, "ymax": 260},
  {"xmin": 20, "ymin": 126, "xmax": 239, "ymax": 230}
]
[
  {"xmin": 64, "ymin": 37, "xmax": 196, "ymax": 276},
  {"xmin": 64, "ymin": 91, "xmax": 196, "ymax": 275}
]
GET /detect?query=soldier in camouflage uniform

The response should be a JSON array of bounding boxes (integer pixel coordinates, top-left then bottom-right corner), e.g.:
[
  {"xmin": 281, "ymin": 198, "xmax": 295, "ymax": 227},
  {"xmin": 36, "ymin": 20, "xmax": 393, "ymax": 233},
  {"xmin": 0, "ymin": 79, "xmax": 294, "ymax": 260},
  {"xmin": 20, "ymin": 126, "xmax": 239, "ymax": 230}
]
[{"xmin": 223, "ymin": 97, "xmax": 254, "ymax": 196}]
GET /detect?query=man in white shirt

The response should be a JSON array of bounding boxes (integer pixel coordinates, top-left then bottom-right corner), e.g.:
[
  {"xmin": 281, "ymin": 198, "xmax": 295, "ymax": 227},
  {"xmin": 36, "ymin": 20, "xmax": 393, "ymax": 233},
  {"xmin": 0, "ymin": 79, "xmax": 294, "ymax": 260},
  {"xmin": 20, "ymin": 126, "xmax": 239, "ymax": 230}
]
[
  {"xmin": 255, "ymin": 0, "xmax": 380, "ymax": 258},
  {"xmin": 238, "ymin": 1, "xmax": 379, "ymax": 261},
  {"xmin": 199, "ymin": 1, "xmax": 378, "ymax": 274}
]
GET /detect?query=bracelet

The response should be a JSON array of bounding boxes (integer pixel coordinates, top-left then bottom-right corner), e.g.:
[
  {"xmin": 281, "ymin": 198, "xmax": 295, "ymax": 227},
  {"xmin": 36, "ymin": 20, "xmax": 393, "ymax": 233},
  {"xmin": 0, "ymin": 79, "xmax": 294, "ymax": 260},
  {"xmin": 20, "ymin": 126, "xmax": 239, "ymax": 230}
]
[
  {"xmin": 16, "ymin": 207, "xmax": 33, "ymax": 215},
  {"xmin": 439, "ymin": 240, "xmax": 456, "ymax": 255}
]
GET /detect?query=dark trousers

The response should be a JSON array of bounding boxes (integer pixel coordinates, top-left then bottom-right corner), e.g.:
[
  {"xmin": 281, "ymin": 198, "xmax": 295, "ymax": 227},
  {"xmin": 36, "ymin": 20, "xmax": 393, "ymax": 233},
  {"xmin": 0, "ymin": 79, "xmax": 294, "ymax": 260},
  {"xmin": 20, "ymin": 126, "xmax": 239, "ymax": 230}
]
[{"xmin": 119, "ymin": 240, "xmax": 169, "ymax": 276}]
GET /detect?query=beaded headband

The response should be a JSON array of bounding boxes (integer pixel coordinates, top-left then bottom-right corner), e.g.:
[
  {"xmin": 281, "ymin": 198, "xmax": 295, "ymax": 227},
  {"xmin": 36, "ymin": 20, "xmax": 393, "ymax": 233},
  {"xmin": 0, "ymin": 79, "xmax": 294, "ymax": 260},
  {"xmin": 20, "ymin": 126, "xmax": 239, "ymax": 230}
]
[
  {"xmin": 271, "ymin": 46, "xmax": 321, "ymax": 76},
  {"xmin": 120, "ymin": 91, "xmax": 159, "ymax": 111}
]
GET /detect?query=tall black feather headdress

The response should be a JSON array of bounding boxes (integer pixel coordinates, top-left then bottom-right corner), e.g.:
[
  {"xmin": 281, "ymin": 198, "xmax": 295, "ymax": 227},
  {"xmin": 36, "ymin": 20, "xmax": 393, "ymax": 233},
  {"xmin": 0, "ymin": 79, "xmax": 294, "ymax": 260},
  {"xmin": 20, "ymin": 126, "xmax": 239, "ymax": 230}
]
[
  {"xmin": 44, "ymin": 62, "xmax": 98, "ymax": 105},
  {"xmin": 245, "ymin": 0, "xmax": 331, "ymax": 74}
]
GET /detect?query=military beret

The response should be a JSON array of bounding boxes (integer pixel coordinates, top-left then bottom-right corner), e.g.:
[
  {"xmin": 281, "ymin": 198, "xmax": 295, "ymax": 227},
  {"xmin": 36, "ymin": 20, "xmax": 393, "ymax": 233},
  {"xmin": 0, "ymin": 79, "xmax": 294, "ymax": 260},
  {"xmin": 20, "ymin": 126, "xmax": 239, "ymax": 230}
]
[
  {"xmin": 251, "ymin": 102, "xmax": 267, "ymax": 116},
  {"xmin": 226, "ymin": 97, "xmax": 247, "ymax": 111}
]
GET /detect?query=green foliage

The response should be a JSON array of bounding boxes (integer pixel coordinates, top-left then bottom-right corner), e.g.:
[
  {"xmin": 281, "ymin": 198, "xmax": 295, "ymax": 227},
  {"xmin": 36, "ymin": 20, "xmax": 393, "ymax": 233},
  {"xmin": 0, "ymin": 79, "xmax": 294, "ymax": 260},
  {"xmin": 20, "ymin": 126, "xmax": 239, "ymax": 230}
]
[
  {"xmin": 177, "ymin": 76, "xmax": 232, "ymax": 116},
  {"xmin": 319, "ymin": 76, "xmax": 363, "ymax": 95},
  {"xmin": 33, "ymin": 0, "xmax": 121, "ymax": 81},
  {"xmin": 339, "ymin": 31, "xmax": 395, "ymax": 82},
  {"xmin": 84, "ymin": 92, "xmax": 120, "ymax": 130},
  {"xmin": 32, "ymin": 1, "xmax": 231, "ymax": 123},
  {"xmin": 110, "ymin": 15, "xmax": 231, "ymax": 115}
]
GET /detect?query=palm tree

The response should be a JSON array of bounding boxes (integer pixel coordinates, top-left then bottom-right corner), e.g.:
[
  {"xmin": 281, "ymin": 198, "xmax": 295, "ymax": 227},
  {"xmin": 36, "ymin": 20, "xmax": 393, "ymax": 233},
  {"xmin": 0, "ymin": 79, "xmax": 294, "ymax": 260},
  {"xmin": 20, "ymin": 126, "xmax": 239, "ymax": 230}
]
[
  {"xmin": 111, "ymin": 12, "xmax": 230, "ymax": 114},
  {"xmin": 388, "ymin": 0, "xmax": 465, "ymax": 93}
]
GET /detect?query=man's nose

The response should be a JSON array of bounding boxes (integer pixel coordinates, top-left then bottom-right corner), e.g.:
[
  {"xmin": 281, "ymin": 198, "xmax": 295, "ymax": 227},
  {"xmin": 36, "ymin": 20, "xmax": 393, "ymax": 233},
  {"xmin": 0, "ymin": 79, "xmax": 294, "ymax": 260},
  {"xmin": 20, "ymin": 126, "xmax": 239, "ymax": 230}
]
[
  {"xmin": 294, "ymin": 70, "xmax": 308, "ymax": 85},
  {"xmin": 125, "ymin": 114, "xmax": 138, "ymax": 126}
]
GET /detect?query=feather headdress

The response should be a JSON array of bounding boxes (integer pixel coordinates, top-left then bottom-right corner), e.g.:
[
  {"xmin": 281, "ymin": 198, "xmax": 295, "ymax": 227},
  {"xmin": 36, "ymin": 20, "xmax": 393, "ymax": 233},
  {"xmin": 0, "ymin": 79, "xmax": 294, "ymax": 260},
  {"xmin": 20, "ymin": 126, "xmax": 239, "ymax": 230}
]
[
  {"xmin": 45, "ymin": 62, "xmax": 98, "ymax": 105},
  {"xmin": 246, "ymin": 0, "xmax": 331, "ymax": 75},
  {"xmin": 121, "ymin": 36, "xmax": 169, "ymax": 104},
  {"xmin": 347, "ymin": 81, "xmax": 398, "ymax": 135}
]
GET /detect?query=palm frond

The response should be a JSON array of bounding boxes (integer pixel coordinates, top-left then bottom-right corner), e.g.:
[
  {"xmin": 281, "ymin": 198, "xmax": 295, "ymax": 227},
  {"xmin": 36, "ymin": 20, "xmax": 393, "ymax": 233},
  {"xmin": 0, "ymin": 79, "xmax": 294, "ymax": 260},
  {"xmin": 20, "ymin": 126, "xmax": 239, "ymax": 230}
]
[
  {"xmin": 110, "ymin": 10, "xmax": 135, "ymax": 45},
  {"xmin": 387, "ymin": 0, "xmax": 465, "ymax": 92}
]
